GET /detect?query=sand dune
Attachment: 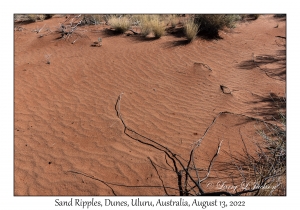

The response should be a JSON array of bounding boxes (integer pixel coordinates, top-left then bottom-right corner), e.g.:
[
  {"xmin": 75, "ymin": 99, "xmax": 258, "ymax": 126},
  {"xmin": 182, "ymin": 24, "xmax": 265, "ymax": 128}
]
[{"xmin": 14, "ymin": 15, "xmax": 286, "ymax": 195}]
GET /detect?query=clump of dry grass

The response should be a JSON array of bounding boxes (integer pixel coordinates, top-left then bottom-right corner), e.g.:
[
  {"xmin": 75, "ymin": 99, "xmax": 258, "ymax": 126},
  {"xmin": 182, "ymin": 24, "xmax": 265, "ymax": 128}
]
[
  {"xmin": 184, "ymin": 19, "xmax": 199, "ymax": 42},
  {"xmin": 30, "ymin": 14, "xmax": 47, "ymax": 21},
  {"xmin": 14, "ymin": 14, "xmax": 55, "ymax": 23},
  {"xmin": 108, "ymin": 16, "xmax": 131, "ymax": 33},
  {"xmin": 253, "ymin": 119, "xmax": 286, "ymax": 195},
  {"xmin": 222, "ymin": 117, "xmax": 286, "ymax": 196},
  {"xmin": 229, "ymin": 94, "xmax": 286, "ymax": 196},
  {"xmin": 194, "ymin": 14, "xmax": 241, "ymax": 37},
  {"xmin": 151, "ymin": 18, "xmax": 165, "ymax": 38},
  {"xmin": 138, "ymin": 15, "xmax": 165, "ymax": 38},
  {"xmin": 249, "ymin": 14, "xmax": 260, "ymax": 20},
  {"xmin": 167, "ymin": 14, "xmax": 178, "ymax": 27},
  {"xmin": 18, "ymin": 14, "xmax": 46, "ymax": 22},
  {"xmin": 254, "ymin": 94, "xmax": 286, "ymax": 195},
  {"xmin": 240, "ymin": 14, "xmax": 260, "ymax": 20},
  {"xmin": 139, "ymin": 15, "xmax": 153, "ymax": 36},
  {"xmin": 82, "ymin": 14, "xmax": 105, "ymax": 25}
]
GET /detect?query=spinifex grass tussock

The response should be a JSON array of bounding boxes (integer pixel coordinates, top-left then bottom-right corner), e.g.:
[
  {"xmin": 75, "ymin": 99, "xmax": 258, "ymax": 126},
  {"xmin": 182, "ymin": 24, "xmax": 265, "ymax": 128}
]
[
  {"xmin": 14, "ymin": 14, "xmax": 54, "ymax": 23},
  {"xmin": 184, "ymin": 19, "xmax": 199, "ymax": 42},
  {"xmin": 167, "ymin": 14, "xmax": 179, "ymax": 27},
  {"xmin": 139, "ymin": 15, "xmax": 153, "ymax": 37},
  {"xmin": 108, "ymin": 16, "xmax": 131, "ymax": 33},
  {"xmin": 81, "ymin": 15, "xmax": 105, "ymax": 25},
  {"xmin": 240, "ymin": 14, "xmax": 261, "ymax": 20},
  {"xmin": 248, "ymin": 14, "xmax": 260, "ymax": 20},
  {"xmin": 194, "ymin": 14, "xmax": 241, "ymax": 38},
  {"xmin": 20, "ymin": 14, "xmax": 47, "ymax": 22},
  {"xmin": 151, "ymin": 18, "xmax": 165, "ymax": 38},
  {"xmin": 141, "ymin": 15, "xmax": 165, "ymax": 38}
]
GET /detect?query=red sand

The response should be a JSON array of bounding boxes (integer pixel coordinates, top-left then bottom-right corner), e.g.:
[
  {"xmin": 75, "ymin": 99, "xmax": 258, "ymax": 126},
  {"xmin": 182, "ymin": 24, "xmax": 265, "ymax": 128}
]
[{"xmin": 14, "ymin": 15, "xmax": 286, "ymax": 195}]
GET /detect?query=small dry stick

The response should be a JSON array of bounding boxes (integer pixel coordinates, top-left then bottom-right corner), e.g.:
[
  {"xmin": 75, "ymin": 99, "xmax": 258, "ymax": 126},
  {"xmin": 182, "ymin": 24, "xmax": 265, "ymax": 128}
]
[
  {"xmin": 72, "ymin": 37, "xmax": 80, "ymax": 44},
  {"xmin": 199, "ymin": 140, "xmax": 223, "ymax": 183},
  {"xmin": 35, "ymin": 24, "xmax": 46, "ymax": 33}
]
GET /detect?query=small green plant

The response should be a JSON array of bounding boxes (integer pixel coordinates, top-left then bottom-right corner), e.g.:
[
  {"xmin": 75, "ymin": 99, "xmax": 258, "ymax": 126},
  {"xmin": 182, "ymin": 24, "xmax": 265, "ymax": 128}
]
[
  {"xmin": 184, "ymin": 19, "xmax": 199, "ymax": 42},
  {"xmin": 108, "ymin": 16, "xmax": 131, "ymax": 33}
]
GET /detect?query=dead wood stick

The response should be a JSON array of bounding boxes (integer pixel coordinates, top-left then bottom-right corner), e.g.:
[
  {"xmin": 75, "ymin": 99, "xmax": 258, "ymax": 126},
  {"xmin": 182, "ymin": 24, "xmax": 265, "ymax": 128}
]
[{"xmin": 148, "ymin": 157, "xmax": 169, "ymax": 195}]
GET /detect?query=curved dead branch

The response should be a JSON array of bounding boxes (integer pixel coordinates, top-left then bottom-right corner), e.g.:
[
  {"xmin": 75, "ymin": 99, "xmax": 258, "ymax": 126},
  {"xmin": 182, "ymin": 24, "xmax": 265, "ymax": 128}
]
[{"xmin": 68, "ymin": 93, "xmax": 285, "ymax": 196}]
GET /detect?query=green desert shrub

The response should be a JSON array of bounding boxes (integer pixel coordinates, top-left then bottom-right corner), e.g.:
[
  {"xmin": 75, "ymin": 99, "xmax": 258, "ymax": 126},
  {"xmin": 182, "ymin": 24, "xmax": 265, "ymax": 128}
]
[
  {"xmin": 184, "ymin": 19, "xmax": 199, "ymax": 42},
  {"xmin": 194, "ymin": 14, "xmax": 241, "ymax": 37},
  {"xmin": 108, "ymin": 16, "xmax": 131, "ymax": 33}
]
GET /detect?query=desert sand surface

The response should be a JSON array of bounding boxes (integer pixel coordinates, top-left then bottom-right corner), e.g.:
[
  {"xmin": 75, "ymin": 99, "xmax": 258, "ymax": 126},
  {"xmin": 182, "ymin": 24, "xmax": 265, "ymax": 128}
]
[{"xmin": 14, "ymin": 15, "xmax": 286, "ymax": 196}]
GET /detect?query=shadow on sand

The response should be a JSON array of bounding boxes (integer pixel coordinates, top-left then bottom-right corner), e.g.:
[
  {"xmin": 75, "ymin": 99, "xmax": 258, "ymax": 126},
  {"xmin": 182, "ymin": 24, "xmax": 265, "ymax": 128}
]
[{"xmin": 237, "ymin": 50, "xmax": 286, "ymax": 81}]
